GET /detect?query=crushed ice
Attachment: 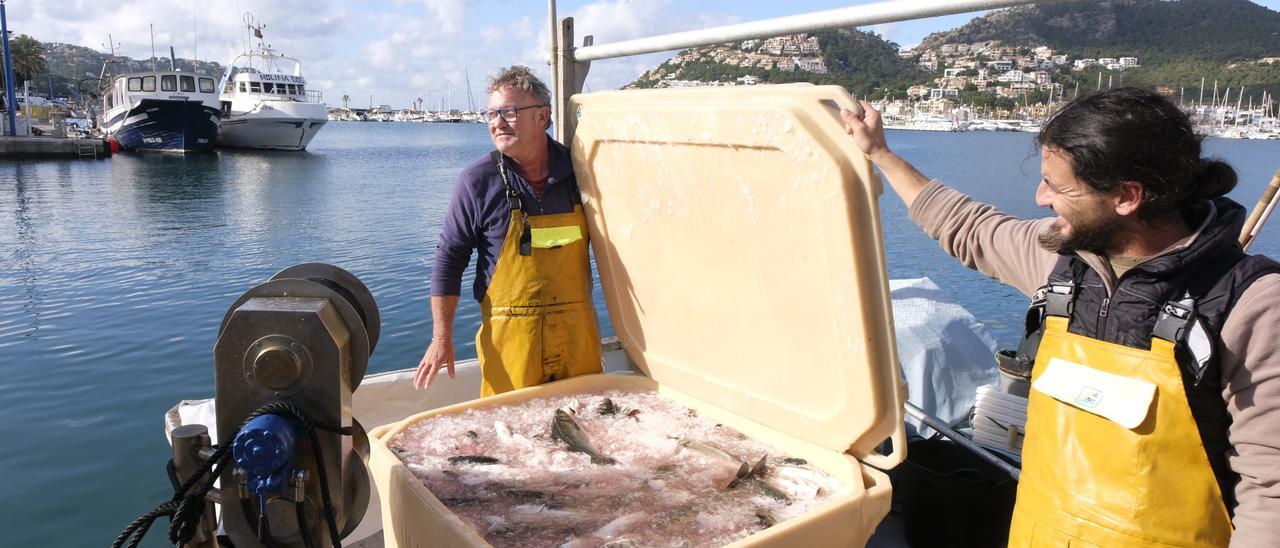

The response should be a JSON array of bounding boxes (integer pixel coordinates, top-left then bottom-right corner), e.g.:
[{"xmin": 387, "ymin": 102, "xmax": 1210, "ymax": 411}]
[{"xmin": 390, "ymin": 389, "xmax": 847, "ymax": 547}]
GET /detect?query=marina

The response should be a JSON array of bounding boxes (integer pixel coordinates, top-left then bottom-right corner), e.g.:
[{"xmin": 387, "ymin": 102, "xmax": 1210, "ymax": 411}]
[
  {"xmin": 4, "ymin": 121, "xmax": 1278, "ymax": 547},
  {"xmin": 3, "ymin": 0, "xmax": 1280, "ymax": 547}
]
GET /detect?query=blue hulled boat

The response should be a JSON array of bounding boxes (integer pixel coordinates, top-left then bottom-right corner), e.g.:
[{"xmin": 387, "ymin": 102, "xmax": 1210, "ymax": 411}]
[{"xmin": 98, "ymin": 61, "xmax": 222, "ymax": 153}]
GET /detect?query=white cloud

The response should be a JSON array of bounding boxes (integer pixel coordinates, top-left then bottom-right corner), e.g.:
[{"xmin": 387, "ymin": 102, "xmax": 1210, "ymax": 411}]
[
  {"xmin": 417, "ymin": 0, "xmax": 470, "ymax": 35},
  {"xmin": 7, "ymin": 0, "xmax": 846, "ymax": 109}
]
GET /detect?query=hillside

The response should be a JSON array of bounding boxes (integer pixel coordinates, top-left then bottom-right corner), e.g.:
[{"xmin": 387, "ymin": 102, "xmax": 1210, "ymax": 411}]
[
  {"xmin": 914, "ymin": 0, "xmax": 1280, "ymax": 97},
  {"xmin": 629, "ymin": 0, "xmax": 1280, "ymax": 108},
  {"xmin": 918, "ymin": 0, "xmax": 1280, "ymax": 63},
  {"xmin": 629, "ymin": 29, "xmax": 929, "ymax": 97},
  {"xmin": 38, "ymin": 41, "xmax": 224, "ymax": 102}
]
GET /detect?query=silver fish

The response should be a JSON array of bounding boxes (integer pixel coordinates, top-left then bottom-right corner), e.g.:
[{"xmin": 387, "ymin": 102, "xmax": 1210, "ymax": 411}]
[
  {"xmin": 676, "ymin": 438, "xmax": 740, "ymax": 464},
  {"xmin": 552, "ymin": 409, "xmax": 617, "ymax": 465}
]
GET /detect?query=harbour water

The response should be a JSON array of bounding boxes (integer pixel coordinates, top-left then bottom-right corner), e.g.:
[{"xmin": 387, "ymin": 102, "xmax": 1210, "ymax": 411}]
[{"xmin": 2, "ymin": 122, "xmax": 1277, "ymax": 546}]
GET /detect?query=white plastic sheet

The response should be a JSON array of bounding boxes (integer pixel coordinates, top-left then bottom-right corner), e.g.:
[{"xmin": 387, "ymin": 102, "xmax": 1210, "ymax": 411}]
[{"xmin": 889, "ymin": 278, "xmax": 1000, "ymax": 439}]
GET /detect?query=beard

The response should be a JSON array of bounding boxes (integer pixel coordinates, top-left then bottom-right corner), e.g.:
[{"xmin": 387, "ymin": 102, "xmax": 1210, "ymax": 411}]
[{"xmin": 1038, "ymin": 213, "xmax": 1122, "ymax": 254}]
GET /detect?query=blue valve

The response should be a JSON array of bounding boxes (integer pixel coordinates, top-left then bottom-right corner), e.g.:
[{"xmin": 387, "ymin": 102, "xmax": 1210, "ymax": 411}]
[{"xmin": 233, "ymin": 414, "xmax": 301, "ymax": 515}]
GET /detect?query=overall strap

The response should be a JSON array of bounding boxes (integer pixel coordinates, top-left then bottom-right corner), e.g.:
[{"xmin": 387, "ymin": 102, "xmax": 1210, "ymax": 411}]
[
  {"xmin": 492, "ymin": 150, "xmax": 524, "ymax": 212},
  {"xmin": 997, "ymin": 257, "xmax": 1087, "ymax": 379},
  {"xmin": 1044, "ymin": 257, "xmax": 1087, "ymax": 318},
  {"xmin": 492, "ymin": 150, "xmax": 532, "ymax": 256}
]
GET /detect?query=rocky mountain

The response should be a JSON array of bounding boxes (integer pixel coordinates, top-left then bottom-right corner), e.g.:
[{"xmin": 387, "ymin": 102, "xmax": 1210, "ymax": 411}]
[
  {"xmin": 629, "ymin": 29, "xmax": 928, "ymax": 97},
  {"xmin": 917, "ymin": 0, "xmax": 1280, "ymax": 63},
  {"xmin": 629, "ymin": 0, "xmax": 1280, "ymax": 104}
]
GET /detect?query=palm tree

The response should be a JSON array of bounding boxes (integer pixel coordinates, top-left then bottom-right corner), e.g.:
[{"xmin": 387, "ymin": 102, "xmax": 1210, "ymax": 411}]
[{"xmin": 7, "ymin": 34, "xmax": 47, "ymax": 87}]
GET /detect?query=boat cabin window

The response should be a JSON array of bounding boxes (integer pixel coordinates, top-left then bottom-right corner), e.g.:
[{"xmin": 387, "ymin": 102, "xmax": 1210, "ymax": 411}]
[
  {"xmin": 199, "ymin": 78, "xmax": 215, "ymax": 93},
  {"xmin": 238, "ymin": 82, "xmax": 247, "ymax": 93},
  {"xmin": 127, "ymin": 77, "xmax": 142, "ymax": 92},
  {"xmin": 161, "ymin": 75, "xmax": 177, "ymax": 92},
  {"xmin": 287, "ymin": 84, "xmax": 298, "ymax": 95},
  {"xmin": 298, "ymin": 85, "xmax": 306, "ymax": 95},
  {"xmin": 262, "ymin": 83, "xmax": 275, "ymax": 94},
  {"xmin": 142, "ymin": 76, "xmax": 156, "ymax": 92},
  {"xmin": 180, "ymin": 75, "xmax": 196, "ymax": 93},
  {"xmin": 249, "ymin": 82, "xmax": 261, "ymax": 93}
]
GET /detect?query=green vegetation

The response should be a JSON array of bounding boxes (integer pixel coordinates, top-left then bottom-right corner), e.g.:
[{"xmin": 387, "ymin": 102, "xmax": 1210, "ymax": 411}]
[
  {"xmin": 919, "ymin": 0, "xmax": 1280, "ymax": 100},
  {"xmin": 632, "ymin": 0, "xmax": 1280, "ymax": 108},
  {"xmin": 7, "ymin": 34, "xmax": 48, "ymax": 86},
  {"xmin": 633, "ymin": 29, "xmax": 928, "ymax": 97}
]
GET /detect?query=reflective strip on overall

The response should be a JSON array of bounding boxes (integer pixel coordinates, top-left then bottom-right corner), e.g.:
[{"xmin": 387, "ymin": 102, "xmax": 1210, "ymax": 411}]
[
  {"xmin": 1008, "ymin": 315, "xmax": 1232, "ymax": 547},
  {"xmin": 476, "ymin": 204, "xmax": 602, "ymax": 397}
]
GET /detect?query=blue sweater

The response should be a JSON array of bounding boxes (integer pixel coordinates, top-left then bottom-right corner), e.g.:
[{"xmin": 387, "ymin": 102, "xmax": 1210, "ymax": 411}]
[{"xmin": 431, "ymin": 138, "xmax": 579, "ymax": 302}]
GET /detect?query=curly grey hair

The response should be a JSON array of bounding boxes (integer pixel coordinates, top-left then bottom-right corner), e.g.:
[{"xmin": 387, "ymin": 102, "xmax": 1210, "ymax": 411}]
[{"xmin": 488, "ymin": 66, "xmax": 552, "ymax": 128}]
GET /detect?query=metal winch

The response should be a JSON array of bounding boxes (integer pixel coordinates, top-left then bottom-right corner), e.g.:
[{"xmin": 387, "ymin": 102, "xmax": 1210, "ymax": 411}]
[
  {"xmin": 168, "ymin": 262, "xmax": 379, "ymax": 548},
  {"xmin": 114, "ymin": 263, "xmax": 379, "ymax": 548}
]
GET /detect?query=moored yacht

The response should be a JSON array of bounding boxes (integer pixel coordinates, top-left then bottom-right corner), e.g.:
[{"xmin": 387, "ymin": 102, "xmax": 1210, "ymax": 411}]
[
  {"xmin": 216, "ymin": 17, "xmax": 327, "ymax": 151},
  {"xmin": 98, "ymin": 58, "xmax": 221, "ymax": 153}
]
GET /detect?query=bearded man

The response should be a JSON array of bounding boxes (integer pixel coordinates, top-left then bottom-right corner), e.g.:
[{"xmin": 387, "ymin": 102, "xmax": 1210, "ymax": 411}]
[{"xmin": 843, "ymin": 87, "xmax": 1280, "ymax": 547}]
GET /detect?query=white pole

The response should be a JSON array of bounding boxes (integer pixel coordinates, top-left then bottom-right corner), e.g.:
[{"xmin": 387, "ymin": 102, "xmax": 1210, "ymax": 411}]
[
  {"xmin": 150, "ymin": 23, "xmax": 157, "ymax": 72},
  {"xmin": 570, "ymin": 0, "xmax": 1042, "ymax": 62},
  {"xmin": 549, "ymin": 0, "xmax": 559, "ymax": 104}
]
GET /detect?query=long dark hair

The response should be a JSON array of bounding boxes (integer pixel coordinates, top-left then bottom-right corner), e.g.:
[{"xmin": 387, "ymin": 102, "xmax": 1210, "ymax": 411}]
[{"xmin": 1036, "ymin": 87, "xmax": 1236, "ymax": 221}]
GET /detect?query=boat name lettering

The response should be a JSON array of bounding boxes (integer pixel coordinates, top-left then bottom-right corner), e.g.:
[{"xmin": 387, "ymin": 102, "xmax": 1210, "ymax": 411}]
[{"xmin": 259, "ymin": 74, "xmax": 306, "ymax": 84}]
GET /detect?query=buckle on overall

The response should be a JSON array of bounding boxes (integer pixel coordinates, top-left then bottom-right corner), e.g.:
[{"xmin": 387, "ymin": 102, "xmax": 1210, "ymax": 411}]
[
  {"xmin": 1043, "ymin": 283, "xmax": 1076, "ymax": 317},
  {"xmin": 1152, "ymin": 300, "xmax": 1193, "ymax": 343}
]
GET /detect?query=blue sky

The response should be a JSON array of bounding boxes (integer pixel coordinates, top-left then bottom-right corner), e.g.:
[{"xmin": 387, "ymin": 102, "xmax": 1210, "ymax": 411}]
[{"xmin": 10, "ymin": 1, "xmax": 1280, "ymax": 109}]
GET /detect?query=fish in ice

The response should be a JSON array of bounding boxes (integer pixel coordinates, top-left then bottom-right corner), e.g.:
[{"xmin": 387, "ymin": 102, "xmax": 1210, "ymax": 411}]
[
  {"xmin": 552, "ymin": 408, "xmax": 617, "ymax": 465},
  {"xmin": 755, "ymin": 507, "xmax": 777, "ymax": 528},
  {"xmin": 676, "ymin": 437, "xmax": 740, "ymax": 464},
  {"xmin": 447, "ymin": 455, "xmax": 501, "ymax": 465},
  {"xmin": 727, "ymin": 454, "xmax": 768, "ymax": 489},
  {"xmin": 594, "ymin": 511, "xmax": 648, "ymax": 538}
]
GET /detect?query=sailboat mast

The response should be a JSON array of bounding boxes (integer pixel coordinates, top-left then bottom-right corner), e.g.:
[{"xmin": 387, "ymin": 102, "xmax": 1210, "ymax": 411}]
[{"xmin": 150, "ymin": 23, "xmax": 157, "ymax": 72}]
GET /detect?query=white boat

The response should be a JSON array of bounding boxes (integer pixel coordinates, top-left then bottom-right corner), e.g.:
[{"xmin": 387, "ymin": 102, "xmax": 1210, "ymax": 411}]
[
  {"xmin": 215, "ymin": 16, "xmax": 327, "ymax": 151},
  {"xmin": 98, "ymin": 57, "xmax": 221, "ymax": 152}
]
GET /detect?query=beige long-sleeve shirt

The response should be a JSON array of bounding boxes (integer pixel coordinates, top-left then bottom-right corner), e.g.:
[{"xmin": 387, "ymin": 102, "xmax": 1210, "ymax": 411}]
[{"xmin": 909, "ymin": 180, "xmax": 1280, "ymax": 547}]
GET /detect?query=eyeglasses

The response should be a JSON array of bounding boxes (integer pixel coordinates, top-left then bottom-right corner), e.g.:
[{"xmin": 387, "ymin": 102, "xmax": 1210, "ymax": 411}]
[{"xmin": 482, "ymin": 104, "xmax": 546, "ymax": 124}]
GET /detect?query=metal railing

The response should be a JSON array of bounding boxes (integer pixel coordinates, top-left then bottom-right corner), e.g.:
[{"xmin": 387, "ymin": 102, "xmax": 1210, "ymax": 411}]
[{"xmin": 550, "ymin": 0, "xmax": 1046, "ymax": 142}]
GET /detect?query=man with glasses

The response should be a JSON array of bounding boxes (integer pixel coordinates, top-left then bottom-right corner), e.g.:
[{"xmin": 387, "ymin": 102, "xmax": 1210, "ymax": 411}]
[{"xmin": 415, "ymin": 65, "xmax": 602, "ymax": 396}]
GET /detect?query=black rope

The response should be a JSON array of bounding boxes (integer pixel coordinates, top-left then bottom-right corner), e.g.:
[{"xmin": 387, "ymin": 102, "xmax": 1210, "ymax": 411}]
[
  {"xmin": 112, "ymin": 500, "xmax": 177, "ymax": 548},
  {"xmin": 113, "ymin": 401, "xmax": 351, "ymax": 548},
  {"xmin": 166, "ymin": 459, "xmax": 181, "ymax": 491}
]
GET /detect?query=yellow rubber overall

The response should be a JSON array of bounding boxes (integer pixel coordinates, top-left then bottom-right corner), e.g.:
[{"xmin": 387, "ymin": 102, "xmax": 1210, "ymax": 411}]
[
  {"xmin": 476, "ymin": 204, "xmax": 602, "ymax": 397},
  {"xmin": 1008, "ymin": 316, "xmax": 1232, "ymax": 547}
]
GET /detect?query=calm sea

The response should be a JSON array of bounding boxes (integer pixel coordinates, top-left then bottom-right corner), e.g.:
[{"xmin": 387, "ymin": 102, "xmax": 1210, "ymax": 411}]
[{"xmin": 2, "ymin": 122, "xmax": 1277, "ymax": 546}]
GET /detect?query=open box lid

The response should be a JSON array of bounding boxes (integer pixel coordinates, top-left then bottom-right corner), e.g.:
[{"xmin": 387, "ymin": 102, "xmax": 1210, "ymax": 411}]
[{"xmin": 570, "ymin": 85, "xmax": 905, "ymax": 467}]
